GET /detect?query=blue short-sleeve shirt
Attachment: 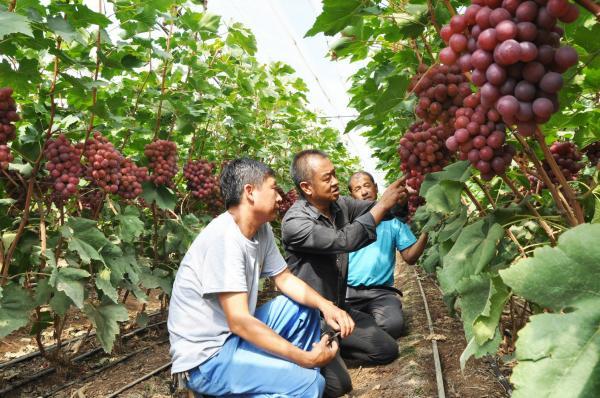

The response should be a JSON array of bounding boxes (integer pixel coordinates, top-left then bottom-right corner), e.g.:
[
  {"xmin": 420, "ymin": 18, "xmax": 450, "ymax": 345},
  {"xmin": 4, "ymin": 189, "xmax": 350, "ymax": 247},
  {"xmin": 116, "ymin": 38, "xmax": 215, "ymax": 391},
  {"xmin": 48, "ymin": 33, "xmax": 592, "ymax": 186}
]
[{"xmin": 347, "ymin": 218, "xmax": 417, "ymax": 287}]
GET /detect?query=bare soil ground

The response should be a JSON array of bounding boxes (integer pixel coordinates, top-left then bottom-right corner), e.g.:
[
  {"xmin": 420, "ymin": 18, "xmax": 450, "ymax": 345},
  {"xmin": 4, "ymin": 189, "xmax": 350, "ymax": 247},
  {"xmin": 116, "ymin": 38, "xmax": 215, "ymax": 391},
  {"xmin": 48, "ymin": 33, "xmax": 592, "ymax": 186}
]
[{"xmin": 0, "ymin": 259, "xmax": 510, "ymax": 398}]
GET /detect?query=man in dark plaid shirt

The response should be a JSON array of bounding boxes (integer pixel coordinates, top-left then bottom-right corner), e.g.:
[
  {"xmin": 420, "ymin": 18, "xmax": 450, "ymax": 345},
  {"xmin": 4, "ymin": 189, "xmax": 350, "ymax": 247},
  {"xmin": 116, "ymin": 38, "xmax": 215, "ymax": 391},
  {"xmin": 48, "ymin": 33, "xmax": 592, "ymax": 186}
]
[{"xmin": 282, "ymin": 150, "xmax": 408, "ymax": 397}]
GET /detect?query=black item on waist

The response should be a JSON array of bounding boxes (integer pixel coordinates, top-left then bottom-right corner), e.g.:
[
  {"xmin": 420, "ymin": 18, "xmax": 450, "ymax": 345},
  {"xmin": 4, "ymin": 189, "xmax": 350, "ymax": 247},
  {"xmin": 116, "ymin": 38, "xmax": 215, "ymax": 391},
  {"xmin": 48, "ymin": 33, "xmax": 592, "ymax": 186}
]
[{"xmin": 349, "ymin": 284, "xmax": 403, "ymax": 297}]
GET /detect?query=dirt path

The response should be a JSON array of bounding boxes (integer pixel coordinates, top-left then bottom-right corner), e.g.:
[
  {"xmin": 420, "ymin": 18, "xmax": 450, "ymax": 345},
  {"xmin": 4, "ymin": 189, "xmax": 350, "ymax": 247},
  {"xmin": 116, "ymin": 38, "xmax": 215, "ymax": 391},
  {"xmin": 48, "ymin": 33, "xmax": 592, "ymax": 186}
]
[{"xmin": 1, "ymin": 260, "xmax": 510, "ymax": 397}]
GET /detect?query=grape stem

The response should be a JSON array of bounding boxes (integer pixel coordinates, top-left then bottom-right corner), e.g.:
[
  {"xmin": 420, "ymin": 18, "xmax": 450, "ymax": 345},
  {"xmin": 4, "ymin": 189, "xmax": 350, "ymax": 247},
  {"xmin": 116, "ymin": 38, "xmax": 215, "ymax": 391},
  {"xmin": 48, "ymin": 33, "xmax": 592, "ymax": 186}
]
[
  {"xmin": 8, "ymin": 0, "xmax": 16, "ymax": 12},
  {"xmin": 442, "ymin": 0, "xmax": 456, "ymax": 16},
  {"xmin": 574, "ymin": 0, "xmax": 600, "ymax": 21},
  {"xmin": 153, "ymin": 7, "xmax": 176, "ymax": 140},
  {"xmin": 501, "ymin": 175, "xmax": 557, "ymax": 245},
  {"xmin": 426, "ymin": 0, "xmax": 441, "ymax": 33},
  {"xmin": 514, "ymin": 133, "xmax": 578, "ymax": 226},
  {"xmin": 465, "ymin": 182, "xmax": 527, "ymax": 257},
  {"xmin": 1, "ymin": 37, "xmax": 62, "ymax": 285},
  {"xmin": 533, "ymin": 128, "xmax": 585, "ymax": 224},
  {"xmin": 87, "ymin": 2, "xmax": 103, "ymax": 134}
]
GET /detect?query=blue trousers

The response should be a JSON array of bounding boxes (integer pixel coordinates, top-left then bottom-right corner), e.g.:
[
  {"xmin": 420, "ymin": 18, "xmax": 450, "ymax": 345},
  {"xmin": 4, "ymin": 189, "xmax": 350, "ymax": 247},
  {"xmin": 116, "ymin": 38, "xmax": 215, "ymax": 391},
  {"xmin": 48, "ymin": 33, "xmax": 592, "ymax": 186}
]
[{"xmin": 187, "ymin": 295, "xmax": 325, "ymax": 398}]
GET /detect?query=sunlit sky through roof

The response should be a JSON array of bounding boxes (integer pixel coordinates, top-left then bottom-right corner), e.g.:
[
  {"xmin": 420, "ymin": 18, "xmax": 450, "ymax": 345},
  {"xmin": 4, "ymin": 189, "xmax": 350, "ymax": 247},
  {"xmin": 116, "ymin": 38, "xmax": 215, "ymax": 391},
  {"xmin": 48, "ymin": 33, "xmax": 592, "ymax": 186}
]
[{"xmin": 208, "ymin": 0, "xmax": 386, "ymax": 186}]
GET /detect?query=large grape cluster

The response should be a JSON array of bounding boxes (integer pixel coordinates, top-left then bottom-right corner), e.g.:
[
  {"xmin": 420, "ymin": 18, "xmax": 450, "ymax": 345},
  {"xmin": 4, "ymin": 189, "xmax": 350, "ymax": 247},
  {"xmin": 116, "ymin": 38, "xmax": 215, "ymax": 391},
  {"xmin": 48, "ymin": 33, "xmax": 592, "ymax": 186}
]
[
  {"xmin": 183, "ymin": 159, "xmax": 217, "ymax": 199},
  {"xmin": 79, "ymin": 132, "xmax": 123, "ymax": 194},
  {"xmin": 44, "ymin": 134, "xmax": 82, "ymax": 200},
  {"xmin": 543, "ymin": 141, "xmax": 583, "ymax": 183},
  {"xmin": 398, "ymin": 122, "xmax": 454, "ymax": 190},
  {"xmin": 410, "ymin": 64, "xmax": 472, "ymax": 123},
  {"xmin": 0, "ymin": 87, "xmax": 18, "ymax": 169},
  {"xmin": 145, "ymin": 140, "xmax": 178, "ymax": 187},
  {"xmin": 445, "ymin": 92, "xmax": 515, "ymax": 179},
  {"xmin": 118, "ymin": 158, "xmax": 149, "ymax": 199},
  {"xmin": 439, "ymin": 0, "xmax": 579, "ymax": 136}
]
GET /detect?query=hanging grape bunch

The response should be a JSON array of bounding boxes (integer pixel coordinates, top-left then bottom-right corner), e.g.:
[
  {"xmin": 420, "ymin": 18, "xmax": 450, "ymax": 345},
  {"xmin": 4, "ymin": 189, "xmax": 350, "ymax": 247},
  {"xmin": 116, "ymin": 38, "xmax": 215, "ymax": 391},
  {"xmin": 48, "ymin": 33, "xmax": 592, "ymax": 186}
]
[
  {"xmin": 44, "ymin": 134, "xmax": 83, "ymax": 200},
  {"xmin": 184, "ymin": 159, "xmax": 217, "ymax": 199},
  {"xmin": 117, "ymin": 158, "xmax": 149, "ymax": 199},
  {"xmin": 277, "ymin": 187, "xmax": 298, "ymax": 216},
  {"xmin": 584, "ymin": 141, "xmax": 600, "ymax": 169},
  {"xmin": 445, "ymin": 92, "xmax": 516, "ymax": 179},
  {"xmin": 398, "ymin": 121, "xmax": 454, "ymax": 191},
  {"xmin": 543, "ymin": 141, "xmax": 583, "ymax": 183},
  {"xmin": 439, "ymin": 0, "xmax": 579, "ymax": 136},
  {"xmin": 79, "ymin": 132, "xmax": 123, "ymax": 194},
  {"xmin": 410, "ymin": 64, "xmax": 472, "ymax": 123},
  {"xmin": 145, "ymin": 140, "xmax": 178, "ymax": 188},
  {"xmin": 0, "ymin": 87, "xmax": 18, "ymax": 169}
]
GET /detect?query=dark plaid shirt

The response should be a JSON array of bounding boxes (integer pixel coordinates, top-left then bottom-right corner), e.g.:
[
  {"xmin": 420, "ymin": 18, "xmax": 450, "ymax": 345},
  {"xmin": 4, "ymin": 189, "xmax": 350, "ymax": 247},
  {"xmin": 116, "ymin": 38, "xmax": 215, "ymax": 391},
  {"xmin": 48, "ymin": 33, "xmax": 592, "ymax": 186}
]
[{"xmin": 281, "ymin": 196, "xmax": 377, "ymax": 307}]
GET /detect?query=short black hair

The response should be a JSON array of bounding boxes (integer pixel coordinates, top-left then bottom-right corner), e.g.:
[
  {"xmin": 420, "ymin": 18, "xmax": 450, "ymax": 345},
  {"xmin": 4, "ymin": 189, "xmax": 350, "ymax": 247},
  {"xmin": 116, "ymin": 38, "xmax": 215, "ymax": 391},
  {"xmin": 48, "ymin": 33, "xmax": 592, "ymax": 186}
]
[
  {"xmin": 220, "ymin": 158, "xmax": 275, "ymax": 209},
  {"xmin": 290, "ymin": 149, "xmax": 329, "ymax": 195},
  {"xmin": 348, "ymin": 171, "xmax": 376, "ymax": 192}
]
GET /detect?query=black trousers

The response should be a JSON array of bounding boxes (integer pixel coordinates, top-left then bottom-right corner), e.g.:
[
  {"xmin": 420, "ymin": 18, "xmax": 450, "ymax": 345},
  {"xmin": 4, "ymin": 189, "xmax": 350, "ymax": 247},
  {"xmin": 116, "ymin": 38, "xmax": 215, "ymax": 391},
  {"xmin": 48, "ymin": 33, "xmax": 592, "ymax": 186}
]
[
  {"xmin": 345, "ymin": 286, "xmax": 407, "ymax": 338},
  {"xmin": 321, "ymin": 301, "xmax": 400, "ymax": 397}
]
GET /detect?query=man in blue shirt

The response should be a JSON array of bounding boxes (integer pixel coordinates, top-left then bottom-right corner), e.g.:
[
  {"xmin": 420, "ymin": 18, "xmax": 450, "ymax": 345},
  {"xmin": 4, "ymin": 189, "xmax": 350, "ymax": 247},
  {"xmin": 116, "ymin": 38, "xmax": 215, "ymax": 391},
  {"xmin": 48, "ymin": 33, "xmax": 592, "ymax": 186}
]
[{"xmin": 347, "ymin": 171, "xmax": 427, "ymax": 338}]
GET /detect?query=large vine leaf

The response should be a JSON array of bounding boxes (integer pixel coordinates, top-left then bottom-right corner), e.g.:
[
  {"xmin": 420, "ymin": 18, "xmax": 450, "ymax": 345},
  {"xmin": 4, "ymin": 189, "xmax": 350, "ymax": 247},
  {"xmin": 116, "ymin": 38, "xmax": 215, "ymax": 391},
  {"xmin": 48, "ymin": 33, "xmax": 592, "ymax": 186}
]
[
  {"xmin": 437, "ymin": 217, "xmax": 505, "ymax": 296},
  {"xmin": 116, "ymin": 206, "xmax": 145, "ymax": 243},
  {"xmin": 0, "ymin": 284, "xmax": 35, "ymax": 338},
  {"xmin": 49, "ymin": 267, "xmax": 91, "ymax": 309},
  {"xmin": 500, "ymin": 223, "xmax": 600, "ymax": 397},
  {"xmin": 83, "ymin": 302, "xmax": 129, "ymax": 353},
  {"xmin": 456, "ymin": 275, "xmax": 503, "ymax": 369},
  {"xmin": 306, "ymin": 0, "xmax": 373, "ymax": 37},
  {"xmin": 60, "ymin": 217, "xmax": 110, "ymax": 265},
  {"xmin": 0, "ymin": 11, "xmax": 33, "ymax": 38}
]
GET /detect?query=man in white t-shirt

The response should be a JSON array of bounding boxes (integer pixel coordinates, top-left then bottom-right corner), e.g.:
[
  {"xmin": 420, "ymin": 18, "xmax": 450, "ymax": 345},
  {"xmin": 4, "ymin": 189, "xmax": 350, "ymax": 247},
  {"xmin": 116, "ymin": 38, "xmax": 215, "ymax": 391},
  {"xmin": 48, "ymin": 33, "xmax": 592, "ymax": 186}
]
[{"xmin": 168, "ymin": 158, "xmax": 354, "ymax": 397}]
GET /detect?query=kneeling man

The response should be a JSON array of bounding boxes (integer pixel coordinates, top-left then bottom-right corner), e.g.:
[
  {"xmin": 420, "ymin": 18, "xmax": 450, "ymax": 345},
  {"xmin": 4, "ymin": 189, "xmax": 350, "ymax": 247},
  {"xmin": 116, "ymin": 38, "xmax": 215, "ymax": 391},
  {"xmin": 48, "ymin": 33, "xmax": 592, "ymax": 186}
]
[{"xmin": 347, "ymin": 171, "xmax": 427, "ymax": 338}]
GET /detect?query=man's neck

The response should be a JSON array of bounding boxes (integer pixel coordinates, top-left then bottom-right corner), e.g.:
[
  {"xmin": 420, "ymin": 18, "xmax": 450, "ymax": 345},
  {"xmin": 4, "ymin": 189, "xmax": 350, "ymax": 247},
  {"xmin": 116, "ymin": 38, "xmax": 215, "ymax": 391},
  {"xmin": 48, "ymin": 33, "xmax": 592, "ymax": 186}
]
[{"xmin": 228, "ymin": 207, "xmax": 262, "ymax": 240}]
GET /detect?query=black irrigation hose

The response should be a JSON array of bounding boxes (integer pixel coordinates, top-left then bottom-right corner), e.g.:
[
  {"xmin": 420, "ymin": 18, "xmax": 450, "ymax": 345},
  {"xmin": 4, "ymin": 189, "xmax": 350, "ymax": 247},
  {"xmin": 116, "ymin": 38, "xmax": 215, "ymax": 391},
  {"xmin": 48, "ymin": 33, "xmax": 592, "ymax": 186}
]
[
  {"xmin": 105, "ymin": 361, "xmax": 172, "ymax": 398},
  {"xmin": 41, "ymin": 338, "xmax": 170, "ymax": 398},
  {"xmin": 0, "ymin": 320, "xmax": 167, "ymax": 396},
  {"xmin": 486, "ymin": 355, "xmax": 513, "ymax": 395},
  {"xmin": 0, "ymin": 310, "xmax": 165, "ymax": 370},
  {"xmin": 414, "ymin": 268, "xmax": 446, "ymax": 398}
]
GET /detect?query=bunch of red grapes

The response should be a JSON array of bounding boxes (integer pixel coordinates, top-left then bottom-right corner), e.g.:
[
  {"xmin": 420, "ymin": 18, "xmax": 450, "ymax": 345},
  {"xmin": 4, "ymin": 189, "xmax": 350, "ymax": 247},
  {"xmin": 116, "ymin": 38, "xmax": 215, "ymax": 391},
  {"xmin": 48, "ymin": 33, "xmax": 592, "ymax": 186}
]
[
  {"xmin": 0, "ymin": 87, "xmax": 18, "ymax": 169},
  {"xmin": 145, "ymin": 140, "xmax": 178, "ymax": 187},
  {"xmin": 398, "ymin": 121, "xmax": 454, "ymax": 190},
  {"xmin": 118, "ymin": 158, "xmax": 149, "ymax": 199},
  {"xmin": 584, "ymin": 141, "xmax": 600, "ymax": 168},
  {"xmin": 44, "ymin": 134, "xmax": 83, "ymax": 200},
  {"xmin": 183, "ymin": 159, "xmax": 218, "ymax": 199},
  {"xmin": 410, "ymin": 64, "xmax": 472, "ymax": 123},
  {"xmin": 79, "ymin": 132, "xmax": 123, "ymax": 194},
  {"xmin": 445, "ymin": 92, "xmax": 515, "ymax": 179},
  {"xmin": 439, "ymin": 0, "xmax": 580, "ymax": 136},
  {"xmin": 277, "ymin": 187, "xmax": 298, "ymax": 216},
  {"xmin": 543, "ymin": 140, "xmax": 583, "ymax": 182}
]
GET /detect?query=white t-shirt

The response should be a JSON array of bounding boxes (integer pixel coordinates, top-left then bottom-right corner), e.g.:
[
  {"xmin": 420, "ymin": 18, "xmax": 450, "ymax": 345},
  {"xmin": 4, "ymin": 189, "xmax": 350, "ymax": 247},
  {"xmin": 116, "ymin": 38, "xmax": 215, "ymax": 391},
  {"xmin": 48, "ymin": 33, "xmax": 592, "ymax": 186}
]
[{"xmin": 168, "ymin": 211, "xmax": 287, "ymax": 373}]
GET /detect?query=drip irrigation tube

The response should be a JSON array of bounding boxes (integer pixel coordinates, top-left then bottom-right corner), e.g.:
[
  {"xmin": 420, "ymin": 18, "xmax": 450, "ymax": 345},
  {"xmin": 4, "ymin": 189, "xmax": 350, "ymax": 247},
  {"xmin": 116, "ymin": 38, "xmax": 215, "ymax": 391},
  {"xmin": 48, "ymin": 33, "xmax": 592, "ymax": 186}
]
[
  {"xmin": 414, "ymin": 268, "xmax": 446, "ymax": 398},
  {"xmin": 105, "ymin": 361, "xmax": 172, "ymax": 398}
]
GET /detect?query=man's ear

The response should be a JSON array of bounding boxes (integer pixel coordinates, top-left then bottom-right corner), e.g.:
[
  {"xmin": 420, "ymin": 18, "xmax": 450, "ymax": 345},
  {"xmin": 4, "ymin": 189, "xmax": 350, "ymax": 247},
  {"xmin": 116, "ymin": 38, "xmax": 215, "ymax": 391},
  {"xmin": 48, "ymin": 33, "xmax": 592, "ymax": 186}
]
[
  {"xmin": 243, "ymin": 183, "xmax": 255, "ymax": 204},
  {"xmin": 299, "ymin": 181, "xmax": 311, "ymax": 197}
]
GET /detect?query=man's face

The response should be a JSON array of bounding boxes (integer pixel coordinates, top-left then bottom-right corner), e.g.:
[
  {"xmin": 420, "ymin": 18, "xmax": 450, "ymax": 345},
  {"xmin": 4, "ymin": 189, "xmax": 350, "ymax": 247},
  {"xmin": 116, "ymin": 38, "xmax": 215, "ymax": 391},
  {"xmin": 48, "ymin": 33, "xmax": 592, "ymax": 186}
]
[
  {"xmin": 252, "ymin": 176, "xmax": 282, "ymax": 221},
  {"xmin": 303, "ymin": 156, "xmax": 340, "ymax": 202},
  {"xmin": 349, "ymin": 174, "xmax": 378, "ymax": 201}
]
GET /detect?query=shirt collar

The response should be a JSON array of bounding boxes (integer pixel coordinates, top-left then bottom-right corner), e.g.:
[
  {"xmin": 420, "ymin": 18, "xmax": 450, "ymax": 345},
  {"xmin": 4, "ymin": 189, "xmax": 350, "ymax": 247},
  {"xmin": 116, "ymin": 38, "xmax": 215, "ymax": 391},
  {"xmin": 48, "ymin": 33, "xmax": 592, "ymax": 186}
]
[{"xmin": 299, "ymin": 197, "xmax": 342, "ymax": 220}]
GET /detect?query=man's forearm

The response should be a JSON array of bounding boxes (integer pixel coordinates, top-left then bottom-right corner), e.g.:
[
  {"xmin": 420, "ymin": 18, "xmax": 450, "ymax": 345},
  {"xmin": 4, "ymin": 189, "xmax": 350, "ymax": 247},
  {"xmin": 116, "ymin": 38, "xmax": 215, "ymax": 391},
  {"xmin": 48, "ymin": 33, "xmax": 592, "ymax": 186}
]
[
  {"xmin": 274, "ymin": 270, "xmax": 334, "ymax": 313},
  {"xmin": 230, "ymin": 314, "xmax": 313, "ymax": 367},
  {"xmin": 402, "ymin": 233, "xmax": 428, "ymax": 265}
]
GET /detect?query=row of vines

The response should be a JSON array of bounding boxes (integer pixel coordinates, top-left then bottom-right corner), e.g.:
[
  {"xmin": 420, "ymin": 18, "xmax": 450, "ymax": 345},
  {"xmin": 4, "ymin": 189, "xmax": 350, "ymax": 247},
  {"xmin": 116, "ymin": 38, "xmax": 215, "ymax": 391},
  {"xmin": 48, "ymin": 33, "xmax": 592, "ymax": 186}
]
[
  {"xmin": 309, "ymin": 0, "xmax": 599, "ymax": 396},
  {"xmin": 0, "ymin": 0, "xmax": 360, "ymax": 365}
]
